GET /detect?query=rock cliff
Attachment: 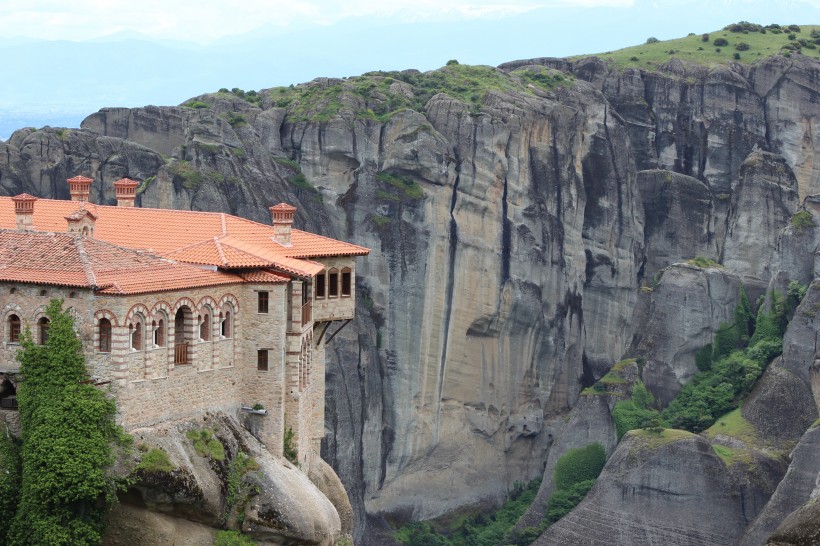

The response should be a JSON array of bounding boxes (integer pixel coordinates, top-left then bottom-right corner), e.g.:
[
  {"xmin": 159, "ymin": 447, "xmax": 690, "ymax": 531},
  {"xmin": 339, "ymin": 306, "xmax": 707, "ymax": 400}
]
[{"xmin": 0, "ymin": 51, "xmax": 818, "ymax": 543}]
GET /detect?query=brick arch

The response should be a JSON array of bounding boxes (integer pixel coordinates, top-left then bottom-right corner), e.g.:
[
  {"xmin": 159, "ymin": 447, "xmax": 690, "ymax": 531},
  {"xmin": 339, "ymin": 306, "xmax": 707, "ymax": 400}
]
[
  {"xmin": 32, "ymin": 305, "xmax": 49, "ymax": 321},
  {"xmin": 217, "ymin": 293, "xmax": 240, "ymax": 312},
  {"xmin": 173, "ymin": 297, "xmax": 197, "ymax": 314},
  {"xmin": 196, "ymin": 296, "xmax": 218, "ymax": 313},
  {"xmin": 150, "ymin": 300, "xmax": 172, "ymax": 322},
  {"xmin": 2, "ymin": 302, "xmax": 23, "ymax": 321},
  {"xmin": 93, "ymin": 309, "xmax": 120, "ymax": 327},
  {"xmin": 125, "ymin": 303, "xmax": 151, "ymax": 326}
]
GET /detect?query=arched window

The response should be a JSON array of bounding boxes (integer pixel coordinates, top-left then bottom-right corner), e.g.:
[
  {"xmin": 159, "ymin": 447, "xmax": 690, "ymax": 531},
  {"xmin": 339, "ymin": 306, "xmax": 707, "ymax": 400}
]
[
  {"xmin": 38, "ymin": 317, "xmax": 50, "ymax": 345},
  {"xmin": 98, "ymin": 318, "xmax": 112, "ymax": 352},
  {"xmin": 154, "ymin": 318, "xmax": 166, "ymax": 347},
  {"xmin": 200, "ymin": 313, "xmax": 210, "ymax": 341},
  {"xmin": 328, "ymin": 268, "xmax": 339, "ymax": 298},
  {"xmin": 341, "ymin": 267, "xmax": 352, "ymax": 297},
  {"xmin": 221, "ymin": 311, "xmax": 232, "ymax": 338},
  {"xmin": 39, "ymin": 289, "xmax": 48, "ymax": 297},
  {"xmin": 8, "ymin": 314, "xmax": 20, "ymax": 343},
  {"xmin": 131, "ymin": 322, "xmax": 142, "ymax": 351}
]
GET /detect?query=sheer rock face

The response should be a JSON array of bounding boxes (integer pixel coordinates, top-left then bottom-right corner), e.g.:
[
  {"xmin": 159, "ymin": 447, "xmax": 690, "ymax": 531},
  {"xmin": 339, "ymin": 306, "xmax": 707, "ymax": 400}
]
[
  {"xmin": 634, "ymin": 264, "xmax": 742, "ymax": 406},
  {"xmin": 535, "ymin": 432, "xmax": 783, "ymax": 546},
  {"xmin": 0, "ymin": 54, "xmax": 817, "ymax": 542}
]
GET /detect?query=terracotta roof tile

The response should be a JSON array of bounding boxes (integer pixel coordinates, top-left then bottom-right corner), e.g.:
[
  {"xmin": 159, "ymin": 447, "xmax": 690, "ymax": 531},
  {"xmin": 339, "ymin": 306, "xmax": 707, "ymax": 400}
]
[
  {"xmin": 0, "ymin": 230, "xmax": 244, "ymax": 295},
  {"xmin": 0, "ymin": 197, "xmax": 369, "ymax": 273},
  {"xmin": 239, "ymin": 270, "xmax": 290, "ymax": 283}
]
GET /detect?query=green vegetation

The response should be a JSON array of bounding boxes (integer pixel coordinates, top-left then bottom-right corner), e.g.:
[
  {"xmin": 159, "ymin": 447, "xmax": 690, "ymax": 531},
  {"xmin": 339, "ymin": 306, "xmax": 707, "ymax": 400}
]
[
  {"xmin": 136, "ymin": 176, "xmax": 155, "ymax": 195},
  {"xmin": 394, "ymin": 479, "xmax": 541, "ymax": 546},
  {"xmin": 265, "ymin": 62, "xmax": 575, "ymax": 123},
  {"xmin": 183, "ymin": 100, "xmax": 210, "ymax": 109},
  {"xmin": 186, "ymin": 429, "xmax": 225, "ymax": 461},
  {"xmin": 273, "ymin": 157, "xmax": 320, "ymax": 198},
  {"xmin": 283, "ymin": 427, "xmax": 298, "ymax": 465},
  {"xmin": 372, "ymin": 215, "xmax": 391, "ymax": 228},
  {"xmin": 168, "ymin": 160, "xmax": 205, "ymax": 190},
  {"xmin": 136, "ymin": 447, "xmax": 175, "ymax": 473},
  {"xmin": 214, "ymin": 530, "xmax": 257, "ymax": 546},
  {"xmin": 612, "ymin": 382, "xmax": 660, "ymax": 439},
  {"xmin": 218, "ymin": 88, "xmax": 264, "ymax": 107},
  {"xmin": 224, "ymin": 112, "xmax": 247, "ymax": 128},
  {"xmin": 226, "ymin": 452, "xmax": 259, "ymax": 510},
  {"xmin": 790, "ymin": 210, "xmax": 816, "ymax": 233},
  {"xmin": 687, "ymin": 256, "xmax": 722, "ymax": 268},
  {"xmin": 6, "ymin": 300, "xmax": 128, "ymax": 545},
  {"xmin": 0, "ymin": 426, "xmax": 21, "ymax": 542},
  {"xmin": 628, "ymin": 428, "xmax": 696, "ymax": 448},
  {"xmin": 375, "ymin": 171, "xmax": 425, "ymax": 200},
  {"xmin": 575, "ymin": 24, "xmax": 820, "ymax": 68}
]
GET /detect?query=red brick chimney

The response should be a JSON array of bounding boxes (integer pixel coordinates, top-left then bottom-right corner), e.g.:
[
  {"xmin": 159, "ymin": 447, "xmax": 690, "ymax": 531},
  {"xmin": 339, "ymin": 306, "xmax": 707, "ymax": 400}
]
[
  {"xmin": 113, "ymin": 178, "xmax": 139, "ymax": 207},
  {"xmin": 270, "ymin": 203, "xmax": 296, "ymax": 246},
  {"xmin": 67, "ymin": 175, "xmax": 93, "ymax": 202},
  {"xmin": 11, "ymin": 194, "xmax": 37, "ymax": 231}
]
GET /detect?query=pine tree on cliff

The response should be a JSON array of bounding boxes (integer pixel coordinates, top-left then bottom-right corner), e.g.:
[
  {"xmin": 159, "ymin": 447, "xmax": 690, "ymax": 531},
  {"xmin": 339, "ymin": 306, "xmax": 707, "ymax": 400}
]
[{"xmin": 7, "ymin": 300, "xmax": 125, "ymax": 546}]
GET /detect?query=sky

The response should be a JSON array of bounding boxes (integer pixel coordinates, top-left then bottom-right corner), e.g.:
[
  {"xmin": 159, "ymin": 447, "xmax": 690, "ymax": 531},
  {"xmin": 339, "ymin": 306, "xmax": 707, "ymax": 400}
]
[
  {"xmin": 0, "ymin": 0, "xmax": 818, "ymax": 139},
  {"xmin": 2, "ymin": 0, "xmax": 817, "ymax": 44}
]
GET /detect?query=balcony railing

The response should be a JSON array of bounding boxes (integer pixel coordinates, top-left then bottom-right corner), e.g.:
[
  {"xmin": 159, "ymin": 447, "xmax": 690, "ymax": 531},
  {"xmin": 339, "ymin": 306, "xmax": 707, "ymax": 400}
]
[
  {"xmin": 174, "ymin": 342, "xmax": 190, "ymax": 364},
  {"xmin": 302, "ymin": 300, "xmax": 312, "ymax": 326}
]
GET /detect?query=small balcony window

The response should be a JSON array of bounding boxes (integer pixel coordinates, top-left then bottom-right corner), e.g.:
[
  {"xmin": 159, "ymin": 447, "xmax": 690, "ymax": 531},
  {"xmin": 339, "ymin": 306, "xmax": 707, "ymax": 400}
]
[
  {"xmin": 341, "ymin": 268, "xmax": 352, "ymax": 297},
  {"xmin": 328, "ymin": 269, "xmax": 339, "ymax": 298},
  {"xmin": 257, "ymin": 349, "xmax": 269, "ymax": 371},
  {"xmin": 258, "ymin": 291, "xmax": 269, "ymax": 313},
  {"xmin": 8, "ymin": 315, "xmax": 20, "ymax": 343}
]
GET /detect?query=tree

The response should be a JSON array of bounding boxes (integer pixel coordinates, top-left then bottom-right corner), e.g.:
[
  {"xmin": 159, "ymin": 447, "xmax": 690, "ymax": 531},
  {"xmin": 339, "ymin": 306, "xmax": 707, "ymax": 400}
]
[{"xmin": 8, "ymin": 300, "xmax": 126, "ymax": 545}]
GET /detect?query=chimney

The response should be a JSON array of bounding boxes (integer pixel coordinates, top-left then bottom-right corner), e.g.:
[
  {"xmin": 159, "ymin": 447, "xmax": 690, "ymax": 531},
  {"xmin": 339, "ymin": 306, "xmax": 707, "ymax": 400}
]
[
  {"xmin": 11, "ymin": 194, "xmax": 37, "ymax": 231},
  {"xmin": 270, "ymin": 203, "xmax": 297, "ymax": 246},
  {"xmin": 113, "ymin": 178, "xmax": 139, "ymax": 207},
  {"xmin": 65, "ymin": 208, "xmax": 97, "ymax": 238},
  {"xmin": 67, "ymin": 175, "xmax": 93, "ymax": 202}
]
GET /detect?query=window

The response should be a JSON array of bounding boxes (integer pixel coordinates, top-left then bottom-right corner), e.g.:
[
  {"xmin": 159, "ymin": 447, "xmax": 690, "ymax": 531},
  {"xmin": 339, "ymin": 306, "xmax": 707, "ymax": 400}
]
[
  {"xmin": 200, "ymin": 313, "xmax": 210, "ymax": 341},
  {"xmin": 257, "ymin": 349, "xmax": 268, "ymax": 371},
  {"xmin": 131, "ymin": 322, "xmax": 142, "ymax": 351},
  {"xmin": 258, "ymin": 291, "xmax": 269, "ymax": 313},
  {"xmin": 221, "ymin": 311, "xmax": 231, "ymax": 338},
  {"xmin": 39, "ymin": 289, "xmax": 48, "ymax": 297},
  {"xmin": 8, "ymin": 315, "xmax": 20, "ymax": 343},
  {"xmin": 98, "ymin": 318, "xmax": 111, "ymax": 352},
  {"xmin": 316, "ymin": 272, "xmax": 326, "ymax": 299},
  {"xmin": 155, "ymin": 318, "xmax": 166, "ymax": 347},
  {"xmin": 68, "ymin": 291, "xmax": 77, "ymax": 298},
  {"xmin": 328, "ymin": 269, "xmax": 339, "ymax": 298},
  {"xmin": 38, "ymin": 317, "xmax": 49, "ymax": 345},
  {"xmin": 341, "ymin": 268, "xmax": 352, "ymax": 297}
]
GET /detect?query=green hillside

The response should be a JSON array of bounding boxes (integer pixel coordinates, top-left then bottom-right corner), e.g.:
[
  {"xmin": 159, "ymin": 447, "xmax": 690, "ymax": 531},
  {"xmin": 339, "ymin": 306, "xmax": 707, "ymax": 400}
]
[{"xmin": 576, "ymin": 22, "xmax": 820, "ymax": 67}]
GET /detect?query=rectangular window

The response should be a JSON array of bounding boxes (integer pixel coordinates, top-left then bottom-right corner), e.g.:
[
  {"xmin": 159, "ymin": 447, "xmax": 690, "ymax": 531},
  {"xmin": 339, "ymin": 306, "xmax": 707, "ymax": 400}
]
[
  {"xmin": 328, "ymin": 271, "xmax": 339, "ymax": 297},
  {"xmin": 316, "ymin": 273, "xmax": 326, "ymax": 299},
  {"xmin": 257, "ymin": 349, "xmax": 268, "ymax": 371},
  {"xmin": 341, "ymin": 270, "xmax": 352, "ymax": 297},
  {"xmin": 258, "ymin": 291, "xmax": 269, "ymax": 313}
]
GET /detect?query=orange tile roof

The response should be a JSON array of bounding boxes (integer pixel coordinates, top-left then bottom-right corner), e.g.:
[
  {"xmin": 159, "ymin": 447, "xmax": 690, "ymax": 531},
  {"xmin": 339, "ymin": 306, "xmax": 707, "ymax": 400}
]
[
  {"xmin": 0, "ymin": 197, "xmax": 369, "ymax": 275},
  {"xmin": 0, "ymin": 230, "xmax": 244, "ymax": 295},
  {"xmin": 239, "ymin": 270, "xmax": 290, "ymax": 283}
]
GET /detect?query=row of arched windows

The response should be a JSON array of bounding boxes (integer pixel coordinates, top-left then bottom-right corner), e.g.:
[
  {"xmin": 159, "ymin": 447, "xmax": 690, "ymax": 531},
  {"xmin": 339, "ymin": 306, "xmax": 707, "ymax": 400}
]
[
  {"xmin": 110, "ymin": 305, "xmax": 234, "ymax": 353},
  {"xmin": 6, "ymin": 315, "xmax": 49, "ymax": 345},
  {"xmin": 315, "ymin": 267, "xmax": 352, "ymax": 299}
]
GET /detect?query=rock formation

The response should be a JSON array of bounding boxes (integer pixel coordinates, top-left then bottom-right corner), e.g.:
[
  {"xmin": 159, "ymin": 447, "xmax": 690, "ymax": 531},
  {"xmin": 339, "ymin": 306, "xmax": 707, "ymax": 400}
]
[{"xmin": 0, "ymin": 51, "xmax": 818, "ymax": 544}]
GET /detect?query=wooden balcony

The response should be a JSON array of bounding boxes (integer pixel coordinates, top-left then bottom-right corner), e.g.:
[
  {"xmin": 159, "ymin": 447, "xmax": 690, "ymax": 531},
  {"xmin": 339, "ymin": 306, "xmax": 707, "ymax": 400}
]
[{"xmin": 174, "ymin": 342, "xmax": 190, "ymax": 365}]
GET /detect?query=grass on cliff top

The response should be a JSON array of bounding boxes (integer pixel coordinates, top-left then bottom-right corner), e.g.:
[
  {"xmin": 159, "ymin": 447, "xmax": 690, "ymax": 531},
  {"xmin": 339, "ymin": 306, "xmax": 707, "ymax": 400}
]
[
  {"xmin": 704, "ymin": 407, "xmax": 759, "ymax": 445},
  {"xmin": 575, "ymin": 24, "xmax": 820, "ymax": 69},
  {"xmin": 266, "ymin": 62, "xmax": 575, "ymax": 122},
  {"xmin": 628, "ymin": 428, "xmax": 695, "ymax": 448}
]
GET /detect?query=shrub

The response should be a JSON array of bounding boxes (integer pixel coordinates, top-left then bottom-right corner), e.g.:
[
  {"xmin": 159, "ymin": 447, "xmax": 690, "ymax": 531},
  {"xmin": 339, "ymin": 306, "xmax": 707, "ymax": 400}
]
[
  {"xmin": 788, "ymin": 33, "xmax": 797, "ymax": 40},
  {"xmin": 714, "ymin": 38, "xmax": 729, "ymax": 46},
  {"xmin": 735, "ymin": 42, "xmax": 750, "ymax": 51},
  {"xmin": 0, "ymin": 426, "xmax": 21, "ymax": 542},
  {"xmin": 283, "ymin": 427, "xmax": 298, "ymax": 464},
  {"xmin": 630, "ymin": 56, "xmax": 639, "ymax": 61},
  {"xmin": 183, "ymin": 100, "xmax": 210, "ymax": 109},
  {"xmin": 446, "ymin": 59, "xmax": 459, "ymax": 66},
  {"xmin": 545, "ymin": 479, "xmax": 596, "ymax": 524},
  {"xmin": 646, "ymin": 37, "xmax": 660, "ymax": 44},
  {"xmin": 702, "ymin": 33, "xmax": 710, "ymax": 42},
  {"xmin": 631, "ymin": 382, "xmax": 654, "ymax": 409},
  {"xmin": 790, "ymin": 210, "xmax": 815, "ymax": 232},
  {"xmin": 734, "ymin": 53, "xmax": 741, "ymax": 60},
  {"xmin": 695, "ymin": 343, "xmax": 713, "ymax": 372},
  {"xmin": 553, "ymin": 443, "xmax": 606, "ymax": 490},
  {"xmin": 186, "ymin": 429, "xmax": 225, "ymax": 461},
  {"xmin": 716, "ymin": 48, "xmax": 722, "ymax": 53},
  {"xmin": 214, "ymin": 530, "xmax": 257, "ymax": 546},
  {"xmin": 137, "ymin": 448, "xmax": 175, "ymax": 473}
]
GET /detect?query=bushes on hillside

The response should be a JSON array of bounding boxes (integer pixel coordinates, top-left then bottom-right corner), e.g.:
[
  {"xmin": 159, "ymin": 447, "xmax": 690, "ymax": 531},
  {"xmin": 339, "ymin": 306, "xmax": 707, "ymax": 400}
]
[
  {"xmin": 545, "ymin": 443, "xmax": 606, "ymax": 525},
  {"xmin": 714, "ymin": 38, "xmax": 729, "ymax": 47}
]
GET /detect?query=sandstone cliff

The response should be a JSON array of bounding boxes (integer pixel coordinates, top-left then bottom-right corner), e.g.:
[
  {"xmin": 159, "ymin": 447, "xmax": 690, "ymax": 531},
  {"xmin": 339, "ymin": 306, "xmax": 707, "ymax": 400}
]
[{"xmin": 0, "ymin": 51, "xmax": 817, "ymax": 543}]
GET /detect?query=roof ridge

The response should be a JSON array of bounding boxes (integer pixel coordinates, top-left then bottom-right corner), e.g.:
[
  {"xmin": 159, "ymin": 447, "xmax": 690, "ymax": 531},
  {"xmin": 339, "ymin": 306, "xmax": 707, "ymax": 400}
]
[
  {"xmin": 73, "ymin": 236, "xmax": 98, "ymax": 288},
  {"xmin": 214, "ymin": 236, "xmax": 228, "ymax": 266}
]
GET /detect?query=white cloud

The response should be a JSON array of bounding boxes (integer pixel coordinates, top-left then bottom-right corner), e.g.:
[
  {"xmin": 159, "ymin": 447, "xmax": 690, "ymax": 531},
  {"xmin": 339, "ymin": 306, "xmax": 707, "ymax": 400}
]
[{"xmin": 0, "ymin": 0, "xmax": 640, "ymax": 42}]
